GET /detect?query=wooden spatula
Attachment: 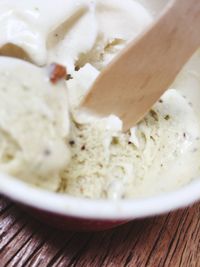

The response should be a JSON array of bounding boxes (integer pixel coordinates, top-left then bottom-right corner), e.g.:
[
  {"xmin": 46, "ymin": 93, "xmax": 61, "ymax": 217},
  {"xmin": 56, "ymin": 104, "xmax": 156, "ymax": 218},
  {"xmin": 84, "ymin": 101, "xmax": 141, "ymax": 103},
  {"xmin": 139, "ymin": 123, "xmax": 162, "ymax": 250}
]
[{"xmin": 81, "ymin": 0, "xmax": 200, "ymax": 131}]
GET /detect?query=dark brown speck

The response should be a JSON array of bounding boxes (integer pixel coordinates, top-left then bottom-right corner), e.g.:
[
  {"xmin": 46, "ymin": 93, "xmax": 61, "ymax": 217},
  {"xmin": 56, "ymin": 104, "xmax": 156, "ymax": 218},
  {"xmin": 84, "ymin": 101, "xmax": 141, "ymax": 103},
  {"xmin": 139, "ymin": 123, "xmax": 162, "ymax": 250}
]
[
  {"xmin": 75, "ymin": 65, "xmax": 80, "ymax": 71},
  {"xmin": 81, "ymin": 145, "xmax": 86, "ymax": 151},
  {"xmin": 150, "ymin": 110, "xmax": 159, "ymax": 121},
  {"xmin": 69, "ymin": 140, "xmax": 75, "ymax": 146},
  {"xmin": 67, "ymin": 74, "xmax": 73, "ymax": 80},
  {"xmin": 164, "ymin": 115, "xmax": 170, "ymax": 121}
]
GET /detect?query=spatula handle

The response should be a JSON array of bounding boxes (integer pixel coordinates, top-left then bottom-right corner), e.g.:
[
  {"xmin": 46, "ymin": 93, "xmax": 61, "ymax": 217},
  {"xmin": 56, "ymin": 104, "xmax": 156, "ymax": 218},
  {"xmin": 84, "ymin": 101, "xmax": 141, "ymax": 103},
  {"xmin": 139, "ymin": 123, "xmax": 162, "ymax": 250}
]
[{"xmin": 82, "ymin": 0, "xmax": 200, "ymax": 130}]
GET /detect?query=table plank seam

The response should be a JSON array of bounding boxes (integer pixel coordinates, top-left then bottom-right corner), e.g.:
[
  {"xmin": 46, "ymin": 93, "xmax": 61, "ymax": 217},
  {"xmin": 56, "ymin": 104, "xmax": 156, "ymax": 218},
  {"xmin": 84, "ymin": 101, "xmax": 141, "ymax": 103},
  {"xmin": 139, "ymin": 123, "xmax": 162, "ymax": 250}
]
[
  {"xmin": 97, "ymin": 231, "xmax": 118, "ymax": 267},
  {"xmin": 4, "ymin": 224, "xmax": 43, "ymax": 267},
  {"xmin": 161, "ymin": 210, "xmax": 188, "ymax": 267},
  {"xmin": 179, "ymin": 240, "xmax": 190, "ymax": 267},
  {"xmin": 46, "ymin": 233, "xmax": 78, "ymax": 267},
  {"xmin": 67, "ymin": 235, "xmax": 94, "ymax": 267},
  {"xmin": 23, "ymin": 237, "xmax": 50, "ymax": 267},
  {"xmin": 168, "ymin": 211, "xmax": 191, "ymax": 260},
  {"xmin": 144, "ymin": 215, "xmax": 170, "ymax": 267},
  {"xmin": 0, "ymin": 219, "xmax": 28, "ymax": 252}
]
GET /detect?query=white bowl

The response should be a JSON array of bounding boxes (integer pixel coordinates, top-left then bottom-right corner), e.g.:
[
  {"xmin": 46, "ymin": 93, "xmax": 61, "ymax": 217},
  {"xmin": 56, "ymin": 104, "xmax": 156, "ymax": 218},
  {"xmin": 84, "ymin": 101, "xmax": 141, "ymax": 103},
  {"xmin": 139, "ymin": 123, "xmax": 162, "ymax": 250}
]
[
  {"xmin": 0, "ymin": 0, "xmax": 199, "ymax": 231},
  {"xmin": 0, "ymin": 173, "xmax": 199, "ymax": 231}
]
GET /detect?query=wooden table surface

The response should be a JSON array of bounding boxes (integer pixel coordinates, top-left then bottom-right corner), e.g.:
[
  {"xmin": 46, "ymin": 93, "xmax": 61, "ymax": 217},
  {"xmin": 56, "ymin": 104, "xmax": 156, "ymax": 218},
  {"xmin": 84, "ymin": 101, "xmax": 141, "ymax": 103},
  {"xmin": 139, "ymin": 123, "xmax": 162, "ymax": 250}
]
[{"xmin": 0, "ymin": 196, "xmax": 199, "ymax": 267}]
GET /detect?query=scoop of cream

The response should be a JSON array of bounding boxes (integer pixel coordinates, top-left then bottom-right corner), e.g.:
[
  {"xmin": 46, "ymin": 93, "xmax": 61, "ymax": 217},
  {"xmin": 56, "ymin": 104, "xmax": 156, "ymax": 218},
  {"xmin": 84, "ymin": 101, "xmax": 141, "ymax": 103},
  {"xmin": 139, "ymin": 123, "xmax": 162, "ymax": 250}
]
[
  {"xmin": 0, "ymin": 57, "xmax": 70, "ymax": 190},
  {"xmin": 78, "ymin": 0, "xmax": 153, "ymax": 69},
  {"xmin": 65, "ymin": 63, "xmax": 200, "ymax": 199},
  {"xmin": 0, "ymin": 0, "xmax": 152, "ymax": 72},
  {"xmin": 0, "ymin": 0, "xmax": 95, "ymax": 68}
]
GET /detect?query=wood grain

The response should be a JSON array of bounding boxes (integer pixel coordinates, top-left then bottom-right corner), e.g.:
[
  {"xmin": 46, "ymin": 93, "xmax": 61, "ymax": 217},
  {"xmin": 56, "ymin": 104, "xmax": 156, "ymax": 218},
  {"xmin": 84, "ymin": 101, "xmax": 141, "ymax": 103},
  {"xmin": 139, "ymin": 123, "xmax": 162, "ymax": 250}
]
[{"xmin": 0, "ymin": 196, "xmax": 199, "ymax": 267}]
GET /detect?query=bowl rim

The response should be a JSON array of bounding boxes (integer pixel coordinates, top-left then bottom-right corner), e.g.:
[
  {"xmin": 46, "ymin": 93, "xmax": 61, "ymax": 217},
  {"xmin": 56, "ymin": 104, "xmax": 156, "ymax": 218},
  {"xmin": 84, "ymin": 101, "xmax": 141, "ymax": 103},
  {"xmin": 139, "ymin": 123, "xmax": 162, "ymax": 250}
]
[{"xmin": 0, "ymin": 173, "xmax": 199, "ymax": 220}]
